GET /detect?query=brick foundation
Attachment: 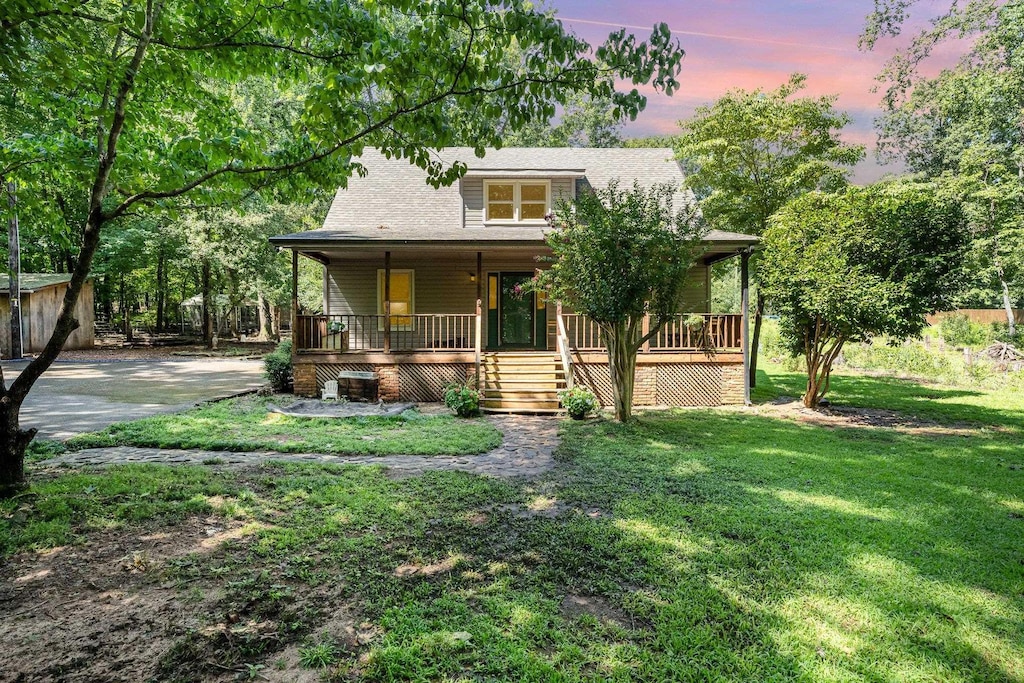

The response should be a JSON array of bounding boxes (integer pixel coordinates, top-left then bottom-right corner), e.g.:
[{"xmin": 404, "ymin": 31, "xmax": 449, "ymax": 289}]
[
  {"xmin": 633, "ymin": 365, "xmax": 657, "ymax": 406},
  {"xmin": 720, "ymin": 363, "xmax": 745, "ymax": 405},
  {"xmin": 292, "ymin": 362, "xmax": 317, "ymax": 397},
  {"xmin": 376, "ymin": 364, "xmax": 400, "ymax": 402}
]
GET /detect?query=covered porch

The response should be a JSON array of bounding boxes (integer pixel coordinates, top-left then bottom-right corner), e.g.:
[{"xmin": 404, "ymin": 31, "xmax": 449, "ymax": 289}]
[{"xmin": 284, "ymin": 242, "xmax": 754, "ymax": 406}]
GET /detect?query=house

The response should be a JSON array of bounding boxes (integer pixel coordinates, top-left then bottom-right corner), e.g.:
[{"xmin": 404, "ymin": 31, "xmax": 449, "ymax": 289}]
[
  {"xmin": 0, "ymin": 274, "xmax": 94, "ymax": 357},
  {"xmin": 269, "ymin": 148, "xmax": 757, "ymax": 411}
]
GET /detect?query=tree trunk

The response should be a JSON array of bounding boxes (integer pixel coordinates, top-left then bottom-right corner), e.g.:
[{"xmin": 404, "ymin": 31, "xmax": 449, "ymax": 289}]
[
  {"xmin": 604, "ymin": 320, "xmax": 638, "ymax": 422},
  {"xmin": 998, "ymin": 270, "xmax": 1016, "ymax": 338},
  {"xmin": 201, "ymin": 259, "xmax": 213, "ymax": 347},
  {"xmin": 256, "ymin": 290, "xmax": 275, "ymax": 341},
  {"xmin": 155, "ymin": 249, "xmax": 166, "ymax": 333},
  {"xmin": 7, "ymin": 181, "xmax": 23, "ymax": 360},
  {"xmin": 0, "ymin": 400, "xmax": 35, "ymax": 495},
  {"xmin": 749, "ymin": 296, "xmax": 764, "ymax": 388}
]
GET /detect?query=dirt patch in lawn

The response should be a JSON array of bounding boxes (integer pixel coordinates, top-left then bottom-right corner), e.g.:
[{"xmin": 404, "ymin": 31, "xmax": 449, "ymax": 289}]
[
  {"xmin": 560, "ymin": 594, "xmax": 631, "ymax": 630},
  {"xmin": 752, "ymin": 397, "xmax": 979, "ymax": 436},
  {"xmin": 0, "ymin": 517, "xmax": 266, "ymax": 682}
]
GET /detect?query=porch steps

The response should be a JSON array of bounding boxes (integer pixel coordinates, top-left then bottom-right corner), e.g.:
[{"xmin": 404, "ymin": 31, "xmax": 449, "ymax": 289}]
[{"xmin": 480, "ymin": 352, "xmax": 566, "ymax": 414}]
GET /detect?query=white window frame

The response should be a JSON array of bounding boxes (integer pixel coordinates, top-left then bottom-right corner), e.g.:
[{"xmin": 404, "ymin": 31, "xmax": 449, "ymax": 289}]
[
  {"xmin": 483, "ymin": 179, "xmax": 552, "ymax": 224},
  {"xmin": 377, "ymin": 269, "xmax": 415, "ymax": 330}
]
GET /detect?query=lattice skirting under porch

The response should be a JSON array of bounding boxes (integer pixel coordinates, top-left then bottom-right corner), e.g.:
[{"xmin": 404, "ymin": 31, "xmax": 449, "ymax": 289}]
[
  {"xmin": 573, "ymin": 362, "xmax": 733, "ymax": 407},
  {"xmin": 398, "ymin": 364, "xmax": 470, "ymax": 402},
  {"xmin": 313, "ymin": 363, "xmax": 375, "ymax": 392},
  {"xmin": 655, "ymin": 363, "xmax": 722, "ymax": 406}
]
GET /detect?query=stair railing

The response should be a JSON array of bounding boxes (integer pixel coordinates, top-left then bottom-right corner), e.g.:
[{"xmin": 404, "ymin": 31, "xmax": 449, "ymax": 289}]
[{"xmin": 555, "ymin": 302, "xmax": 574, "ymax": 390}]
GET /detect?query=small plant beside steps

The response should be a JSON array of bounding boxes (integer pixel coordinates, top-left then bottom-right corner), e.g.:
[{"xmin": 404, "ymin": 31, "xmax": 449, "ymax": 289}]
[
  {"xmin": 444, "ymin": 383, "xmax": 483, "ymax": 417},
  {"xmin": 559, "ymin": 386, "xmax": 599, "ymax": 420}
]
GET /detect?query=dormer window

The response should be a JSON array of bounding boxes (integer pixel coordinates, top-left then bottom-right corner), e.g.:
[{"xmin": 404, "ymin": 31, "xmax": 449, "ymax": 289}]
[{"xmin": 484, "ymin": 180, "xmax": 550, "ymax": 223}]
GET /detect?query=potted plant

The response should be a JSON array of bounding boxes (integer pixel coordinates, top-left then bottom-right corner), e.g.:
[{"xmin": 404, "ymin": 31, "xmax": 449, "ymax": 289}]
[
  {"xmin": 325, "ymin": 319, "xmax": 349, "ymax": 351},
  {"xmin": 559, "ymin": 386, "xmax": 599, "ymax": 420}
]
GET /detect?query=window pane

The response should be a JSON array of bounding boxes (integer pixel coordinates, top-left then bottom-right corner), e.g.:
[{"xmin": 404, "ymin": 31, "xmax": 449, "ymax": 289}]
[
  {"xmin": 521, "ymin": 203, "xmax": 547, "ymax": 220},
  {"xmin": 487, "ymin": 184, "xmax": 513, "ymax": 201},
  {"xmin": 521, "ymin": 184, "xmax": 547, "ymax": 202},
  {"xmin": 391, "ymin": 301, "xmax": 409, "ymax": 316},
  {"xmin": 390, "ymin": 272, "xmax": 411, "ymax": 301},
  {"xmin": 487, "ymin": 203, "xmax": 513, "ymax": 220}
]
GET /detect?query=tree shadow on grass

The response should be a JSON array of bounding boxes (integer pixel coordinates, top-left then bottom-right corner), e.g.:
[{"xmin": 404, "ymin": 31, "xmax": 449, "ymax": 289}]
[
  {"xmin": 753, "ymin": 367, "xmax": 1024, "ymax": 432},
  {"xmin": 553, "ymin": 412, "xmax": 1024, "ymax": 682}
]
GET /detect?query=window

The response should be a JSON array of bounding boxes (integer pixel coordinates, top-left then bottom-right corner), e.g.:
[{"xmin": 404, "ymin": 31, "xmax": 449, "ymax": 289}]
[
  {"xmin": 484, "ymin": 180, "xmax": 550, "ymax": 223},
  {"xmin": 377, "ymin": 269, "xmax": 414, "ymax": 328}
]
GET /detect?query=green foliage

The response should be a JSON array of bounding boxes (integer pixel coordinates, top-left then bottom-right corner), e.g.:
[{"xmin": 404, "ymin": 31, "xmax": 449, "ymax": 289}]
[
  {"xmin": 443, "ymin": 383, "xmax": 482, "ymax": 418},
  {"xmin": 558, "ymin": 386, "xmax": 599, "ymax": 420},
  {"xmin": 761, "ymin": 180, "xmax": 968, "ymax": 406},
  {"xmin": 939, "ymin": 314, "xmax": 991, "ymax": 348},
  {"xmin": 537, "ymin": 181, "xmax": 705, "ymax": 420},
  {"xmin": 676, "ymin": 73, "xmax": 864, "ymax": 236},
  {"xmin": 863, "ymin": 1, "xmax": 1024, "ymax": 323},
  {"xmin": 298, "ymin": 641, "xmax": 339, "ymax": 669},
  {"xmin": 67, "ymin": 395, "xmax": 502, "ymax": 456},
  {"xmin": 263, "ymin": 340, "xmax": 293, "ymax": 392}
]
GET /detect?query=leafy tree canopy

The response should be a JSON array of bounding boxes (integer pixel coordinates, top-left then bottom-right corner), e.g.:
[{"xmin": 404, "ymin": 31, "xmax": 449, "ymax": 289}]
[
  {"xmin": 538, "ymin": 181, "xmax": 705, "ymax": 421},
  {"xmin": 761, "ymin": 180, "xmax": 967, "ymax": 407}
]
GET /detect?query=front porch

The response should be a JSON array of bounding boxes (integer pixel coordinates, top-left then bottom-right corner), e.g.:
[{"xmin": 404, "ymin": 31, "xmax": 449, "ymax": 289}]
[{"xmin": 286, "ymin": 245, "xmax": 752, "ymax": 409}]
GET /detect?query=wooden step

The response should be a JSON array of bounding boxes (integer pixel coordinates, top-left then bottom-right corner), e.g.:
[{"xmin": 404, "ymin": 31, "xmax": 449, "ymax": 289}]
[
  {"xmin": 481, "ymin": 380, "xmax": 565, "ymax": 389},
  {"xmin": 481, "ymin": 406, "xmax": 565, "ymax": 415},
  {"xmin": 481, "ymin": 398, "xmax": 562, "ymax": 410},
  {"xmin": 483, "ymin": 389, "xmax": 561, "ymax": 400}
]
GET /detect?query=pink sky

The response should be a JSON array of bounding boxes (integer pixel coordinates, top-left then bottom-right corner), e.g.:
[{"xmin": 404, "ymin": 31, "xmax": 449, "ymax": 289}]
[{"xmin": 548, "ymin": 0, "xmax": 961, "ymax": 183}]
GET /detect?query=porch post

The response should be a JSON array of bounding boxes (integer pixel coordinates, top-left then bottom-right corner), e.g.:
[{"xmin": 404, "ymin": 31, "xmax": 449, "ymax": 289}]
[
  {"xmin": 641, "ymin": 312, "xmax": 651, "ymax": 353},
  {"xmin": 741, "ymin": 249, "xmax": 751, "ymax": 405},
  {"xmin": 383, "ymin": 250, "xmax": 391, "ymax": 354},
  {"xmin": 291, "ymin": 249, "xmax": 299, "ymax": 351},
  {"xmin": 475, "ymin": 252, "xmax": 483, "ymax": 386}
]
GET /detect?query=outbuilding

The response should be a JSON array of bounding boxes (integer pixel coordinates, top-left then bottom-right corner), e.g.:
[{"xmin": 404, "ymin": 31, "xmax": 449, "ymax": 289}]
[{"xmin": 0, "ymin": 274, "xmax": 94, "ymax": 357}]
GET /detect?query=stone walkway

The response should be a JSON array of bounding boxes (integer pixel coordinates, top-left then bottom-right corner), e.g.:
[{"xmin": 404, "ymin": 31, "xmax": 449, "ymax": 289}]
[{"xmin": 36, "ymin": 415, "xmax": 561, "ymax": 478}]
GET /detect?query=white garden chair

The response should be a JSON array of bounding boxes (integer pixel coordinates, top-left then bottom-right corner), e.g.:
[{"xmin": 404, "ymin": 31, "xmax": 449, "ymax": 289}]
[{"xmin": 321, "ymin": 379, "xmax": 339, "ymax": 401}]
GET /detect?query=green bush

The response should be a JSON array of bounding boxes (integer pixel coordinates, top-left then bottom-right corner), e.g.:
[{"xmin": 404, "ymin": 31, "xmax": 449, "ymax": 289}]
[
  {"xmin": 841, "ymin": 340, "xmax": 956, "ymax": 379},
  {"xmin": 263, "ymin": 340, "xmax": 293, "ymax": 392},
  {"xmin": 991, "ymin": 321, "xmax": 1020, "ymax": 344},
  {"xmin": 559, "ymin": 386, "xmax": 599, "ymax": 419},
  {"xmin": 940, "ymin": 314, "xmax": 990, "ymax": 348},
  {"xmin": 443, "ymin": 383, "xmax": 482, "ymax": 417}
]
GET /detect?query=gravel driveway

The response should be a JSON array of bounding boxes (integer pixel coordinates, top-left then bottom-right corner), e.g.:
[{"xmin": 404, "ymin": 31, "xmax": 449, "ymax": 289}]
[{"xmin": 1, "ymin": 358, "xmax": 266, "ymax": 439}]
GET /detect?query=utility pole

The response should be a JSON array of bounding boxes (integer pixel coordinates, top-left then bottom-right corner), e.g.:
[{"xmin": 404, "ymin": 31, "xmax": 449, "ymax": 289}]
[{"xmin": 6, "ymin": 180, "xmax": 22, "ymax": 360}]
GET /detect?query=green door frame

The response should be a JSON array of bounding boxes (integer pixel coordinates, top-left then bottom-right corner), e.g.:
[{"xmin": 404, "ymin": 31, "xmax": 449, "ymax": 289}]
[{"xmin": 486, "ymin": 272, "xmax": 547, "ymax": 350}]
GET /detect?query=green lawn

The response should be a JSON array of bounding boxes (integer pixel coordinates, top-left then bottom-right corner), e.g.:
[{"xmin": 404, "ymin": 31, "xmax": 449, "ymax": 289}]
[
  {"xmin": 3, "ymin": 368, "xmax": 1022, "ymax": 681},
  {"xmin": 66, "ymin": 395, "xmax": 503, "ymax": 456}
]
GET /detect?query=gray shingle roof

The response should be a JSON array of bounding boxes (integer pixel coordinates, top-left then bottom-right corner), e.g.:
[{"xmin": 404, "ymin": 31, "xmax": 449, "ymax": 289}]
[{"xmin": 270, "ymin": 147, "xmax": 758, "ymax": 247}]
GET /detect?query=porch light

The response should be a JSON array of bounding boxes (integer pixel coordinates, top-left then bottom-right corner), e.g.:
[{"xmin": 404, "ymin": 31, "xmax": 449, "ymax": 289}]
[{"xmin": 469, "ymin": 272, "xmax": 476, "ymax": 282}]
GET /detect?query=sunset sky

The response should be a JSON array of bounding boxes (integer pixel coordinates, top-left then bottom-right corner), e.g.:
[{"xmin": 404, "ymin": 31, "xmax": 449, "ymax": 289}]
[{"xmin": 549, "ymin": 0, "xmax": 959, "ymax": 182}]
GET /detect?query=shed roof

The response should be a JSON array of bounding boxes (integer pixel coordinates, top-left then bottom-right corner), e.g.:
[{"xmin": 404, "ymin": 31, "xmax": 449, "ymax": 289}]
[
  {"xmin": 0, "ymin": 273, "xmax": 73, "ymax": 294},
  {"xmin": 270, "ymin": 147, "xmax": 759, "ymax": 248}
]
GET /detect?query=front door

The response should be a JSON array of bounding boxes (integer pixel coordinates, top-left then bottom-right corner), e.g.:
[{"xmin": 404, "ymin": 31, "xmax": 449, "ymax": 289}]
[{"xmin": 498, "ymin": 272, "xmax": 534, "ymax": 348}]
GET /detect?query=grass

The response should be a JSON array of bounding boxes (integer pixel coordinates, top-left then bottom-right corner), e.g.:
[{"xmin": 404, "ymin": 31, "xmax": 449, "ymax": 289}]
[
  {"xmin": 66, "ymin": 395, "xmax": 503, "ymax": 456},
  {"xmin": 3, "ymin": 367, "xmax": 1023, "ymax": 681}
]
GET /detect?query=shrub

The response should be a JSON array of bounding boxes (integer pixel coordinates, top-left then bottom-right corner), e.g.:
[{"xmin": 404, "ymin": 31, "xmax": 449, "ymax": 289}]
[
  {"xmin": 940, "ymin": 314, "xmax": 989, "ymax": 348},
  {"xmin": 559, "ymin": 386, "xmax": 599, "ymax": 419},
  {"xmin": 991, "ymin": 321, "xmax": 1020, "ymax": 344},
  {"xmin": 444, "ymin": 383, "xmax": 482, "ymax": 417},
  {"xmin": 263, "ymin": 340, "xmax": 293, "ymax": 392}
]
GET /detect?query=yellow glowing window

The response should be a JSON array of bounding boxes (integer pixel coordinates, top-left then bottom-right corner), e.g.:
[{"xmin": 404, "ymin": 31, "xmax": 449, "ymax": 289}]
[
  {"xmin": 377, "ymin": 269, "xmax": 414, "ymax": 328},
  {"xmin": 484, "ymin": 180, "xmax": 550, "ymax": 223}
]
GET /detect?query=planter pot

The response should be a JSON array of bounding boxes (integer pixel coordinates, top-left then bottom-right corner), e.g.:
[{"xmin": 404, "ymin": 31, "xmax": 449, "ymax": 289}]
[{"xmin": 323, "ymin": 330, "xmax": 349, "ymax": 351}]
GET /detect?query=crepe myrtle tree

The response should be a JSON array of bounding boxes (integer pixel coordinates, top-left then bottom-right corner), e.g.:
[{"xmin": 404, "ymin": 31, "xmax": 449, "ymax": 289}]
[
  {"xmin": 537, "ymin": 181, "xmax": 705, "ymax": 422},
  {"xmin": 0, "ymin": 0, "xmax": 686, "ymax": 494},
  {"xmin": 761, "ymin": 181, "xmax": 967, "ymax": 408}
]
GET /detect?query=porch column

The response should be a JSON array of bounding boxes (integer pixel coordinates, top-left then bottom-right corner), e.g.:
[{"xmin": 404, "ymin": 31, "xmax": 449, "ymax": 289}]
[
  {"xmin": 741, "ymin": 248, "xmax": 751, "ymax": 405},
  {"xmin": 475, "ymin": 252, "xmax": 483, "ymax": 385},
  {"xmin": 383, "ymin": 250, "xmax": 391, "ymax": 353},
  {"xmin": 291, "ymin": 249, "xmax": 298, "ymax": 351}
]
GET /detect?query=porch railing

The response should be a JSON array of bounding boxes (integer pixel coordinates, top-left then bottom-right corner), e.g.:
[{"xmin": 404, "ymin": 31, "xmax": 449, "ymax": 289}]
[
  {"xmin": 561, "ymin": 313, "xmax": 743, "ymax": 353},
  {"xmin": 295, "ymin": 314, "xmax": 478, "ymax": 352}
]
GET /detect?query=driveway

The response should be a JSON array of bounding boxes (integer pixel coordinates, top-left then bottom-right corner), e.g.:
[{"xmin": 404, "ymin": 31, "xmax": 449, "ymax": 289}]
[{"xmin": 1, "ymin": 358, "xmax": 266, "ymax": 440}]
